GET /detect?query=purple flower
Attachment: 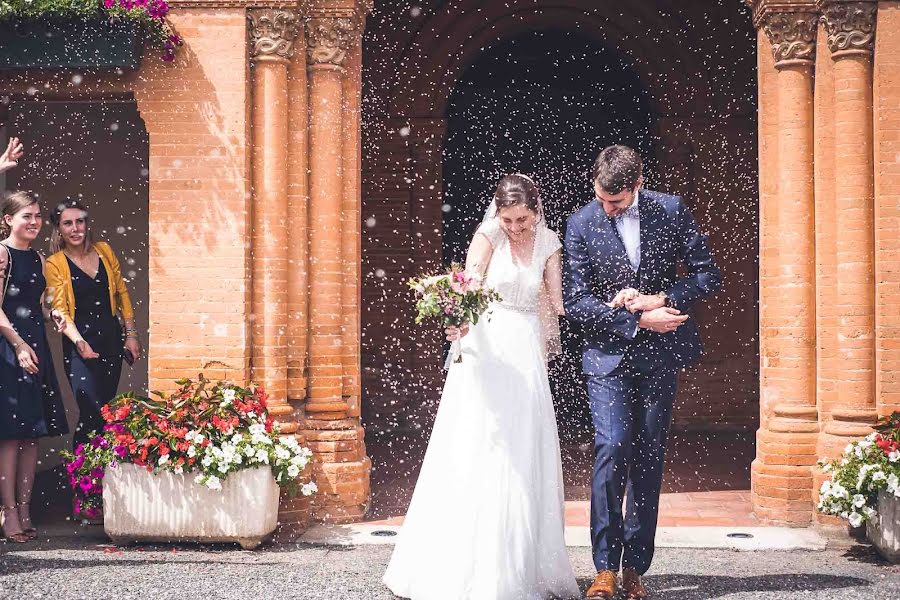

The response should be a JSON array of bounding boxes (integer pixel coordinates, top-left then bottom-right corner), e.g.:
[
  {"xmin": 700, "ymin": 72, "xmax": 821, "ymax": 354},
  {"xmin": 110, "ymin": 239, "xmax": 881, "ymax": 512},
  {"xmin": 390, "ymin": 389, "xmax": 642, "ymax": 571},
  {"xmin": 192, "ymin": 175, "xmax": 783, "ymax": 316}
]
[
  {"xmin": 75, "ymin": 444, "xmax": 85, "ymax": 456},
  {"xmin": 104, "ymin": 423, "xmax": 125, "ymax": 434},
  {"xmin": 79, "ymin": 475, "xmax": 94, "ymax": 492},
  {"xmin": 90, "ymin": 467, "xmax": 104, "ymax": 479},
  {"xmin": 103, "ymin": 0, "xmax": 115, "ymax": 6},
  {"xmin": 147, "ymin": 0, "xmax": 169, "ymax": 19},
  {"xmin": 90, "ymin": 436, "xmax": 110, "ymax": 449},
  {"xmin": 72, "ymin": 455, "xmax": 85, "ymax": 471},
  {"xmin": 65, "ymin": 462, "xmax": 76, "ymax": 475},
  {"xmin": 73, "ymin": 497, "xmax": 82, "ymax": 513},
  {"xmin": 113, "ymin": 445, "xmax": 127, "ymax": 458}
]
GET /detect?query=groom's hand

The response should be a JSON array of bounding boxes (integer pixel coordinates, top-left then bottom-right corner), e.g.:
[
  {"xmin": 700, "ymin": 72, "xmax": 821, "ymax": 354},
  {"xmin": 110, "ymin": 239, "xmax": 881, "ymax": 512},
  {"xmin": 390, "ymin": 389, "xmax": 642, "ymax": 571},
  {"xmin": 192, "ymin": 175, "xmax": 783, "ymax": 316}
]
[
  {"xmin": 637, "ymin": 307, "xmax": 688, "ymax": 333},
  {"xmin": 625, "ymin": 293, "xmax": 666, "ymax": 313},
  {"xmin": 445, "ymin": 324, "xmax": 470, "ymax": 341}
]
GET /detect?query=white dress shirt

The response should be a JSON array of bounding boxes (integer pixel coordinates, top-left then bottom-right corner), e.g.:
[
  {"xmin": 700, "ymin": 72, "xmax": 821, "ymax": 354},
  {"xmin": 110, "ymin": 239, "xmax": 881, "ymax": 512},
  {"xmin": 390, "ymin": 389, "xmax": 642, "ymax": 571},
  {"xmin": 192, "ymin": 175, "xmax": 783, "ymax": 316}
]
[{"xmin": 614, "ymin": 191, "xmax": 641, "ymax": 272}]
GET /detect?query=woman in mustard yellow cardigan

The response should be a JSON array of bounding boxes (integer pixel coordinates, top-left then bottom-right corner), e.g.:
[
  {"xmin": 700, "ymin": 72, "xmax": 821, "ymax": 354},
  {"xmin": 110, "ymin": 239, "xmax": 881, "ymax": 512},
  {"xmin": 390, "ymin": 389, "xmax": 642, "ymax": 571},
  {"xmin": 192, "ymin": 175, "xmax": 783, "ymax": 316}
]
[{"xmin": 45, "ymin": 199, "xmax": 141, "ymax": 446}]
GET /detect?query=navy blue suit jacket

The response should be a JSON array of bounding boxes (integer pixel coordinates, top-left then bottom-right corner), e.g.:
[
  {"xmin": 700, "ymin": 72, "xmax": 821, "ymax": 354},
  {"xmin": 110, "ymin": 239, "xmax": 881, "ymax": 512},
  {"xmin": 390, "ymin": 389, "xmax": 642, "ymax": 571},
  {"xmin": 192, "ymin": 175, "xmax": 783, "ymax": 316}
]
[{"xmin": 563, "ymin": 190, "xmax": 721, "ymax": 377}]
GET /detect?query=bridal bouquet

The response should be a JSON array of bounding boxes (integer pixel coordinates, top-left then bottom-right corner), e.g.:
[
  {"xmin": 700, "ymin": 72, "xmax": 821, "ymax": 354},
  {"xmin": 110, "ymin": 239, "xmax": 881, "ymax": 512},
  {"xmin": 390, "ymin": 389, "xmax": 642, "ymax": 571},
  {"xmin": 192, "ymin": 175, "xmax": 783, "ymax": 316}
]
[
  {"xmin": 817, "ymin": 411, "xmax": 900, "ymax": 527},
  {"xmin": 61, "ymin": 375, "xmax": 317, "ymax": 520},
  {"xmin": 409, "ymin": 264, "xmax": 502, "ymax": 365}
]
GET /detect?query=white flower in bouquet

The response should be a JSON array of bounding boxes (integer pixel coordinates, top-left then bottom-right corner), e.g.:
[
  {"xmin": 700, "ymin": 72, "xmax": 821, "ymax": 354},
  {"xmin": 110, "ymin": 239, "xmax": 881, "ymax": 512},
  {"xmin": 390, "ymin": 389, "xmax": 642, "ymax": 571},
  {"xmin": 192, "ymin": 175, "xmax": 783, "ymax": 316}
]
[
  {"xmin": 255, "ymin": 448, "xmax": 270, "ymax": 464},
  {"xmin": 205, "ymin": 475, "xmax": 222, "ymax": 491},
  {"xmin": 187, "ymin": 444, "xmax": 197, "ymax": 458},
  {"xmin": 244, "ymin": 444, "xmax": 257, "ymax": 458},
  {"xmin": 301, "ymin": 482, "xmax": 318, "ymax": 496},
  {"xmin": 890, "ymin": 450, "xmax": 900, "ymax": 463},
  {"xmin": 872, "ymin": 470, "xmax": 886, "ymax": 483},
  {"xmin": 231, "ymin": 432, "xmax": 244, "ymax": 445},
  {"xmin": 158, "ymin": 454, "xmax": 170, "ymax": 466},
  {"xmin": 848, "ymin": 512, "xmax": 864, "ymax": 528},
  {"xmin": 275, "ymin": 445, "xmax": 292, "ymax": 461},
  {"xmin": 852, "ymin": 494, "xmax": 866, "ymax": 508},
  {"xmin": 287, "ymin": 464, "xmax": 301, "ymax": 478}
]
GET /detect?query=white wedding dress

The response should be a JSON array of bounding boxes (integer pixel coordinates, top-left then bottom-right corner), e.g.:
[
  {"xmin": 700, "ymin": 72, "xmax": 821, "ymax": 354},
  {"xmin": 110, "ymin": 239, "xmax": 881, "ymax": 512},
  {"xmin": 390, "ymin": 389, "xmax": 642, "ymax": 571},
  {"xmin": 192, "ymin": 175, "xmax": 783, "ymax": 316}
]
[{"xmin": 383, "ymin": 218, "xmax": 579, "ymax": 600}]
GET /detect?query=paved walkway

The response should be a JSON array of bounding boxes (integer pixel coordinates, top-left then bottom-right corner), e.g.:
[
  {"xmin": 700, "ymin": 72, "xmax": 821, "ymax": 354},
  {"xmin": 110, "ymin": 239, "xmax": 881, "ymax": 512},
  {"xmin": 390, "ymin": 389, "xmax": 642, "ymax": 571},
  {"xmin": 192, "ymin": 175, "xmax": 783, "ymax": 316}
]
[{"xmin": 1, "ymin": 523, "xmax": 898, "ymax": 600}]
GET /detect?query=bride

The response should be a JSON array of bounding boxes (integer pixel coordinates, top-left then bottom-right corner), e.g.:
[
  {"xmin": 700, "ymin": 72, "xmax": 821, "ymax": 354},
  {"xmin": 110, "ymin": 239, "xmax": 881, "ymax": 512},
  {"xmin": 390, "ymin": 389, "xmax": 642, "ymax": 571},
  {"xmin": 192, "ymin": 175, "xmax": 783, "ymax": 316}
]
[{"xmin": 383, "ymin": 174, "xmax": 579, "ymax": 600}]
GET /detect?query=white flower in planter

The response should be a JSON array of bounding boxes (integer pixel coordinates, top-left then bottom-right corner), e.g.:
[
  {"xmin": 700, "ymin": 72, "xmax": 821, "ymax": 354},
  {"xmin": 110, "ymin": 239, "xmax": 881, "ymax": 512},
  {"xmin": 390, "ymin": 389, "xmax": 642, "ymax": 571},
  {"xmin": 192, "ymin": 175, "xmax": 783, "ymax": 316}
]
[
  {"xmin": 222, "ymin": 389, "xmax": 236, "ymax": 407},
  {"xmin": 287, "ymin": 465, "xmax": 300, "ymax": 478},
  {"xmin": 301, "ymin": 482, "xmax": 318, "ymax": 496},
  {"xmin": 255, "ymin": 448, "xmax": 270, "ymax": 464},
  {"xmin": 852, "ymin": 494, "xmax": 866, "ymax": 508},
  {"xmin": 205, "ymin": 475, "xmax": 222, "ymax": 491},
  {"xmin": 158, "ymin": 454, "xmax": 170, "ymax": 466},
  {"xmin": 849, "ymin": 512, "xmax": 864, "ymax": 528},
  {"xmin": 890, "ymin": 451, "xmax": 900, "ymax": 463}
]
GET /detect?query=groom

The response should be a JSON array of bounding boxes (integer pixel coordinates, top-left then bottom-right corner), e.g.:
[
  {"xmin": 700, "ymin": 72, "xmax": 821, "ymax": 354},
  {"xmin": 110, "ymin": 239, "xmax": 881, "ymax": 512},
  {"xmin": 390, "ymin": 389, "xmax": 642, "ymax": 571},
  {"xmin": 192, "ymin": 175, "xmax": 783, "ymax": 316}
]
[{"xmin": 563, "ymin": 145, "xmax": 721, "ymax": 599}]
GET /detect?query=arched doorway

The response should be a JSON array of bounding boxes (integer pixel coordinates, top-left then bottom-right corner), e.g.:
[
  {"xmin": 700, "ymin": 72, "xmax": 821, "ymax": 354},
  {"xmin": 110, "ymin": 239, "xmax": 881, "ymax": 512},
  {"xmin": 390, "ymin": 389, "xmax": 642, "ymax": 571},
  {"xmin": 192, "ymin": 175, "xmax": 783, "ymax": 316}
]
[
  {"xmin": 362, "ymin": 0, "xmax": 758, "ymax": 519},
  {"xmin": 442, "ymin": 28, "xmax": 656, "ymax": 443}
]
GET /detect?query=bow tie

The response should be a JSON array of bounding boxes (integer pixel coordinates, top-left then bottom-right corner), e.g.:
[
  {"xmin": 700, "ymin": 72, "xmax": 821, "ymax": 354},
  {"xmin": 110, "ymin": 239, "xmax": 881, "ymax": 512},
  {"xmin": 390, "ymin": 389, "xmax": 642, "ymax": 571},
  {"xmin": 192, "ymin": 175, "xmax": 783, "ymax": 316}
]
[{"xmin": 613, "ymin": 203, "xmax": 639, "ymax": 222}]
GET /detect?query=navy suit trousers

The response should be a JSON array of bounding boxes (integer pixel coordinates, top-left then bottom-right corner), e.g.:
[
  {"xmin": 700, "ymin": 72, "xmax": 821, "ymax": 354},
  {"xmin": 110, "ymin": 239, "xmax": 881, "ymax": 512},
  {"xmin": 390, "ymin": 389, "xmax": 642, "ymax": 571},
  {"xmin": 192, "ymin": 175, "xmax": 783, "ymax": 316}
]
[{"xmin": 587, "ymin": 357, "xmax": 677, "ymax": 574}]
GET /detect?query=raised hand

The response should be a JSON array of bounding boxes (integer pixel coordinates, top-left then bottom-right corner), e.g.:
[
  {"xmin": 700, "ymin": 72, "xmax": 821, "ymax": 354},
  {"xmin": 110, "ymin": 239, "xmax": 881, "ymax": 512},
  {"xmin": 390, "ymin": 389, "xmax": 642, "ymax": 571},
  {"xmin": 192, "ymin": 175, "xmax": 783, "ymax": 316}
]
[
  {"xmin": 637, "ymin": 307, "xmax": 688, "ymax": 334},
  {"xmin": 0, "ymin": 137, "xmax": 23, "ymax": 174}
]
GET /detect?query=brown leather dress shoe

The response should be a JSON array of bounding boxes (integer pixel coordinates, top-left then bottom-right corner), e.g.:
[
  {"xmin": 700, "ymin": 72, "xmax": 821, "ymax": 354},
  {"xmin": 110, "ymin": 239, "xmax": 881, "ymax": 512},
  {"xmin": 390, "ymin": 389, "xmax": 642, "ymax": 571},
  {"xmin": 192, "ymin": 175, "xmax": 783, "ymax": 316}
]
[
  {"xmin": 585, "ymin": 569, "xmax": 618, "ymax": 599},
  {"xmin": 622, "ymin": 567, "xmax": 649, "ymax": 599}
]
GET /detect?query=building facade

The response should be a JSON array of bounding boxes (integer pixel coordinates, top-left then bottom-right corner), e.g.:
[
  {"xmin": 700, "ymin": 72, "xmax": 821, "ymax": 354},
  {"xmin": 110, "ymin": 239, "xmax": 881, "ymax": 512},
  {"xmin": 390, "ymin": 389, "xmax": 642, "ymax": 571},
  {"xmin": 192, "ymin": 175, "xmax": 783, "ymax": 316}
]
[{"xmin": 0, "ymin": 0, "xmax": 897, "ymax": 530}]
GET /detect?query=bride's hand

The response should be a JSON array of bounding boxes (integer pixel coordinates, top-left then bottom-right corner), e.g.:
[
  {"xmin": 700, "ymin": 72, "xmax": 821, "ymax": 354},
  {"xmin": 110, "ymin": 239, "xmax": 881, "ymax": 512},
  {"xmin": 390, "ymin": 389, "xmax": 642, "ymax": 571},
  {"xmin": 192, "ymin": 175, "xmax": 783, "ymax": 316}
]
[
  {"xmin": 445, "ymin": 324, "xmax": 470, "ymax": 341},
  {"xmin": 606, "ymin": 288, "xmax": 639, "ymax": 308}
]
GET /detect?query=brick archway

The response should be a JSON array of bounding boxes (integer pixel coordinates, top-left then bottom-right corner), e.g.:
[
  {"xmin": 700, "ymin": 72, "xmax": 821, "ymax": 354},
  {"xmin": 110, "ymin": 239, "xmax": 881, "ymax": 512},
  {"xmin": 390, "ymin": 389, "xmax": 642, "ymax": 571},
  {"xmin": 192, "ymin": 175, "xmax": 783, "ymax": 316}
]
[{"xmin": 361, "ymin": 0, "xmax": 760, "ymax": 515}]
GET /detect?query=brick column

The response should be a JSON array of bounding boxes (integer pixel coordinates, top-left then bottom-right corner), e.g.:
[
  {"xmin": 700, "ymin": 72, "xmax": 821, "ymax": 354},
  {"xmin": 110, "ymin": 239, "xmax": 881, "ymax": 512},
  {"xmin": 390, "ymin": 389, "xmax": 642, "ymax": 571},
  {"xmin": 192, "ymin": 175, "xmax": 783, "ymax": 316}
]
[
  {"xmin": 248, "ymin": 9, "xmax": 297, "ymax": 427},
  {"xmin": 817, "ymin": 1, "xmax": 879, "ymax": 455},
  {"xmin": 287, "ymin": 20, "xmax": 310, "ymax": 415},
  {"xmin": 306, "ymin": 16, "xmax": 351, "ymax": 416},
  {"xmin": 751, "ymin": 8, "xmax": 820, "ymax": 525},
  {"xmin": 304, "ymin": 8, "xmax": 370, "ymax": 523}
]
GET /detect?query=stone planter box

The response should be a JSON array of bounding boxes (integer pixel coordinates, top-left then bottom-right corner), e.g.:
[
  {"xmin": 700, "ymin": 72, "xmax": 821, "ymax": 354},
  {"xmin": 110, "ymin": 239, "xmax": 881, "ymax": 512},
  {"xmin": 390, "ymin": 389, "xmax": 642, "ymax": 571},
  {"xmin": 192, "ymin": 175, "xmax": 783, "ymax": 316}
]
[
  {"xmin": 0, "ymin": 18, "xmax": 142, "ymax": 70},
  {"xmin": 866, "ymin": 490, "xmax": 900, "ymax": 563},
  {"xmin": 103, "ymin": 463, "xmax": 280, "ymax": 550}
]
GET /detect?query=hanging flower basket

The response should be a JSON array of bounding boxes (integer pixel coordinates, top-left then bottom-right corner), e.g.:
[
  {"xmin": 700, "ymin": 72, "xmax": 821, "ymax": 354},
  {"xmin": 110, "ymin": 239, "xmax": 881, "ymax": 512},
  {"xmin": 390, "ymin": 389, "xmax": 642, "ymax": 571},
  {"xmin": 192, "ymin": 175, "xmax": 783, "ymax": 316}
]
[
  {"xmin": 0, "ymin": 1, "xmax": 182, "ymax": 70},
  {"xmin": 0, "ymin": 18, "xmax": 143, "ymax": 70}
]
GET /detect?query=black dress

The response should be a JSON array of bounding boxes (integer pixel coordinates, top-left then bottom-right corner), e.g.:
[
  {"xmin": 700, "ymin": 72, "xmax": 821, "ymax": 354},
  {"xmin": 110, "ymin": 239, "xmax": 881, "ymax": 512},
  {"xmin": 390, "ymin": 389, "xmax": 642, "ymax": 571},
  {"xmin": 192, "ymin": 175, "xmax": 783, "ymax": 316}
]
[
  {"xmin": 63, "ymin": 256, "xmax": 124, "ymax": 446},
  {"xmin": 0, "ymin": 245, "xmax": 68, "ymax": 440}
]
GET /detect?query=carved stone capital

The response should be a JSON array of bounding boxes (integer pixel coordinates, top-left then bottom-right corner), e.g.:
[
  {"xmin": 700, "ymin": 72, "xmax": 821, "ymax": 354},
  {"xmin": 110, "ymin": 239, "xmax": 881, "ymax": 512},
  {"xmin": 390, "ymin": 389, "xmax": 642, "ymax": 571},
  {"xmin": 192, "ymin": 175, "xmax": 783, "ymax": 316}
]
[
  {"xmin": 762, "ymin": 11, "xmax": 818, "ymax": 68},
  {"xmin": 248, "ymin": 9, "xmax": 299, "ymax": 61},
  {"xmin": 305, "ymin": 18, "xmax": 355, "ymax": 66},
  {"xmin": 821, "ymin": 1, "xmax": 877, "ymax": 57}
]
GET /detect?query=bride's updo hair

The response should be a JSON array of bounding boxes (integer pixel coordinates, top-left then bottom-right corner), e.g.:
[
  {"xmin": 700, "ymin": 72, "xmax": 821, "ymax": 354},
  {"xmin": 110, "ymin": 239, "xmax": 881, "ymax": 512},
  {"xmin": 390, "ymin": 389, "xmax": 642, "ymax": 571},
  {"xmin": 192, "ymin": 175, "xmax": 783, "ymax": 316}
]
[{"xmin": 493, "ymin": 174, "xmax": 540, "ymax": 214}]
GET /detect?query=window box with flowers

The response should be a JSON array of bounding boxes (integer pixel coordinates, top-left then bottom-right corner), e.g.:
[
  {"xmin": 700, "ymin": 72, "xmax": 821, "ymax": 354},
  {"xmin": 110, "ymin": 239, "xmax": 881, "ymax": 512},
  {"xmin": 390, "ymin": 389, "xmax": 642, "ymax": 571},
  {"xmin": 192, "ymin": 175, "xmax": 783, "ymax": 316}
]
[
  {"xmin": 817, "ymin": 412, "xmax": 900, "ymax": 563},
  {"xmin": 0, "ymin": 0, "xmax": 182, "ymax": 70},
  {"xmin": 61, "ymin": 376, "xmax": 317, "ymax": 550}
]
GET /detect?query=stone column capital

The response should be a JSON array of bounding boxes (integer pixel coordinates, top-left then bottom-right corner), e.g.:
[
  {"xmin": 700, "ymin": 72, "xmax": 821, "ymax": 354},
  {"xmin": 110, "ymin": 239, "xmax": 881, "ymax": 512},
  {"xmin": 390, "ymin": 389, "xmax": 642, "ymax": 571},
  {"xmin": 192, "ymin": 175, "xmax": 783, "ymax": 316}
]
[
  {"xmin": 819, "ymin": 1, "xmax": 877, "ymax": 57},
  {"xmin": 248, "ymin": 9, "xmax": 299, "ymax": 62},
  {"xmin": 761, "ymin": 10, "xmax": 819, "ymax": 68},
  {"xmin": 304, "ymin": 17, "xmax": 356, "ymax": 67}
]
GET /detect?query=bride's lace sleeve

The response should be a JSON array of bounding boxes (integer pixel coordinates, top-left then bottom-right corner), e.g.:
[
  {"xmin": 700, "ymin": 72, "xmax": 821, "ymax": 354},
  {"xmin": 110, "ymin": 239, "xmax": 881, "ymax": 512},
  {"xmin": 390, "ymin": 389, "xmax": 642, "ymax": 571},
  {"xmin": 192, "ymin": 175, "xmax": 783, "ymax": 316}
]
[{"xmin": 475, "ymin": 217, "xmax": 505, "ymax": 248}]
